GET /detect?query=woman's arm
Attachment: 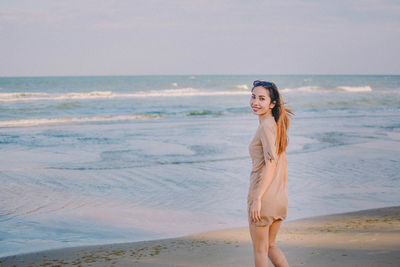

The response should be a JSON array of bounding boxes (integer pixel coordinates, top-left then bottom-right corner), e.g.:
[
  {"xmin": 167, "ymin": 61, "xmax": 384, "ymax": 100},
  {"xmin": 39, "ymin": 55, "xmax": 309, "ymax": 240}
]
[
  {"xmin": 255, "ymin": 121, "xmax": 278, "ymax": 200},
  {"xmin": 253, "ymin": 159, "xmax": 277, "ymax": 201},
  {"xmin": 250, "ymin": 121, "xmax": 278, "ymax": 222}
]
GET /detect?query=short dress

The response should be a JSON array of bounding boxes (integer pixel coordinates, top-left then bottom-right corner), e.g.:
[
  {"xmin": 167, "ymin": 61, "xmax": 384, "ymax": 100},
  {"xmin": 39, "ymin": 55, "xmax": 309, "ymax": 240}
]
[{"xmin": 247, "ymin": 116, "xmax": 288, "ymax": 227}]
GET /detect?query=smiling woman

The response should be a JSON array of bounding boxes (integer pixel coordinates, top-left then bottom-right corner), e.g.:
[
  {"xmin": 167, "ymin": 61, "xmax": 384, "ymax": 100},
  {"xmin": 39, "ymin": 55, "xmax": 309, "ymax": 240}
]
[{"xmin": 248, "ymin": 80, "xmax": 293, "ymax": 267}]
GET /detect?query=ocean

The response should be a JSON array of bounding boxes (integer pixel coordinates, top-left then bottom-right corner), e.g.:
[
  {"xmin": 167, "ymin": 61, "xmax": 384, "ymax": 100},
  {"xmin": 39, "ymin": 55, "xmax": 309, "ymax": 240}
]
[{"xmin": 0, "ymin": 75, "xmax": 399, "ymax": 257}]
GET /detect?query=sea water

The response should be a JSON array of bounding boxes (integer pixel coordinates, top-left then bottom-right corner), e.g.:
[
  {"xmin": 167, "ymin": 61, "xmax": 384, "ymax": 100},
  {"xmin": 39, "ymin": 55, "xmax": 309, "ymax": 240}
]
[{"xmin": 0, "ymin": 75, "xmax": 399, "ymax": 257}]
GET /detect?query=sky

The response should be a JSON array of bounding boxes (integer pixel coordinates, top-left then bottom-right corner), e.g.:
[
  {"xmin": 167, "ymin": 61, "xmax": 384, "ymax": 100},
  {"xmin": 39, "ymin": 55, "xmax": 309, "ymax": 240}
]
[{"xmin": 1, "ymin": 0, "xmax": 399, "ymax": 76}]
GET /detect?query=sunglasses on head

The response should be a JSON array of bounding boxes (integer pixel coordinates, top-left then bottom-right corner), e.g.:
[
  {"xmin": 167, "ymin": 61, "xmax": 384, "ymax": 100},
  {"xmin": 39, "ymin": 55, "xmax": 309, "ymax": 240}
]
[{"xmin": 253, "ymin": 80, "xmax": 274, "ymax": 89}]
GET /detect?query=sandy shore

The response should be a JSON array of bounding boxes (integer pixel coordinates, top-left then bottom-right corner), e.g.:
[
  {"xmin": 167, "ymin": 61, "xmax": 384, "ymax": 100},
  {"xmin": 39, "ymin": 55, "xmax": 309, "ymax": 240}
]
[{"xmin": 1, "ymin": 206, "xmax": 399, "ymax": 267}]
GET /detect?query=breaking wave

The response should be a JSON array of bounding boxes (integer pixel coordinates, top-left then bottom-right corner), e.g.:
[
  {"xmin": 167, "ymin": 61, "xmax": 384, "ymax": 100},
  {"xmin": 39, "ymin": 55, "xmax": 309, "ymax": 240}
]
[
  {"xmin": 336, "ymin": 86, "xmax": 372, "ymax": 92},
  {"xmin": 280, "ymin": 85, "xmax": 373, "ymax": 93},
  {"xmin": 233, "ymin": 84, "xmax": 250, "ymax": 90},
  {"xmin": 0, "ymin": 88, "xmax": 250, "ymax": 102},
  {"xmin": 0, "ymin": 114, "xmax": 164, "ymax": 127}
]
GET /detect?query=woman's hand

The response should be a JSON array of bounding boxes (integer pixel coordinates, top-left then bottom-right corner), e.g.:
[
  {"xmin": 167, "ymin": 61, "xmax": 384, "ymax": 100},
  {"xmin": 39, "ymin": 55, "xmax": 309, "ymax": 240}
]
[{"xmin": 250, "ymin": 199, "xmax": 262, "ymax": 222}]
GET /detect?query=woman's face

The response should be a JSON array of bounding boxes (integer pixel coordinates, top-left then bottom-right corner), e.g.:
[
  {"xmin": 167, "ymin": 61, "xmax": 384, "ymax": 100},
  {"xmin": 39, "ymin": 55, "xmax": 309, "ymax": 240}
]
[{"xmin": 250, "ymin": 86, "xmax": 275, "ymax": 116}]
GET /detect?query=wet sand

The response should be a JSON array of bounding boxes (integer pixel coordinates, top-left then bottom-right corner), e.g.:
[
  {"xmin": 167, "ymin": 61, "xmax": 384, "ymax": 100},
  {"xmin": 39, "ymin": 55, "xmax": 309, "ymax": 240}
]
[{"xmin": 1, "ymin": 206, "xmax": 399, "ymax": 267}]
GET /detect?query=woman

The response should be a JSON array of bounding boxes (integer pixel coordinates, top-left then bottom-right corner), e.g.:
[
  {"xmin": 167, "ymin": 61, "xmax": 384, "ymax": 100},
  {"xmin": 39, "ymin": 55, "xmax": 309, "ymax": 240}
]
[{"xmin": 248, "ymin": 80, "xmax": 293, "ymax": 267}]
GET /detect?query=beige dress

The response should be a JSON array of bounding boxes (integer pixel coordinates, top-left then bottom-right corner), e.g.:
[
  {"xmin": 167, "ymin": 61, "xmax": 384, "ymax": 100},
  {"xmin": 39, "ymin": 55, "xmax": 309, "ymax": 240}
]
[{"xmin": 247, "ymin": 116, "xmax": 288, "ymax": 227}]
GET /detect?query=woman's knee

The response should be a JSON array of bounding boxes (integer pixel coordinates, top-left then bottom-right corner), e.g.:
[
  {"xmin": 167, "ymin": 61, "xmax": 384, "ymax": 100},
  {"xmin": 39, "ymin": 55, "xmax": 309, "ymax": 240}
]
[{"xmin": 253, "ymin": 243, "xmax": 269, "ymax": 254}]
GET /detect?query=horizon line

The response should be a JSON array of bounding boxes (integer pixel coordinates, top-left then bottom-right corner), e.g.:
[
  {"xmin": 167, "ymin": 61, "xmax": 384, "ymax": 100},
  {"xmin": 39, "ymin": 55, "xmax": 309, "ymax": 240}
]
[{"xmin": 1, "ymin": 73, "xmax": 400, "ymax": 78}]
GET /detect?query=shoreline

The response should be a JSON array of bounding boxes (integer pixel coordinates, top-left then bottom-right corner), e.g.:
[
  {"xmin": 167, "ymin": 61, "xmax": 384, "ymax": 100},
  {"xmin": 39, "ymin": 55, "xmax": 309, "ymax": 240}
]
[{"xmin": 1, "ymin": 205, "xmax": 399, "ymax": 266}]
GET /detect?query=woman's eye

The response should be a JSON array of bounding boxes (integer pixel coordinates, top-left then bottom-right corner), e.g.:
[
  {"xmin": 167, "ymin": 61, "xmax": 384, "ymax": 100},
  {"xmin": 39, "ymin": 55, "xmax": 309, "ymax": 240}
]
[{"xmin": 260, "ymin": 98, "xmax": 265, "ymax": 101}]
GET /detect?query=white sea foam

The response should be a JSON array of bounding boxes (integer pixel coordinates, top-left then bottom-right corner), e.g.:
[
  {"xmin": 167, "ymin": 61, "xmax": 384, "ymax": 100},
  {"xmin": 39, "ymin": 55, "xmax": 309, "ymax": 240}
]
[
  {"xmin": 0, "ymin": 114, "xmax": 164, "ymax": 127},
  {"xmin": 336, "ymin": 86, "xmax": 372, "ymax": 92},
  {"xmin": 0, "ymin": 85, "xmax": 372, "ymax": 103},
  {"xmin": 280, "ymin": 85, "xmax": 372, "ymax": 93},
  {"xmin": 0, "ymin": 88, "xmax": 250, "ymax": 102},
  {"xmin": 124, "ymin": 88, "xmax": 250, "ymax": 97},
  {"xmin": 0, "ymin": 92, "xmax": 50, "ymax": 98},
  {"xmin": 233, "ymin": 84, "xmax": 250, "ymax": 90},
  {"xmin": 298, "ymin": 86, "xmax": 321, "ymax": 92},
  {"xmin": 280, "ymin": 86, "xmax": 321, "ymax": 93},
  {"xmin": 0, "ymin": 91, "xmax": 114, "ymax": 102}
]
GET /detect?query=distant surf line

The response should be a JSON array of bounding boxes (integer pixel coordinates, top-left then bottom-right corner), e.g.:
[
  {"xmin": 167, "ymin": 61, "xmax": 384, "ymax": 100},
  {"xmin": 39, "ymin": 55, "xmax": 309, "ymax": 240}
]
[
  {"xmin": 0, "ymin": 85, "xmax": 374, "ymax": 102},
  {"xmin": 0, "ymin": 114, "xmax": 164, "ymax": 127},
  {"xmin": 0, "ymin": 88, "xmax": 250, "ymax": 102}
]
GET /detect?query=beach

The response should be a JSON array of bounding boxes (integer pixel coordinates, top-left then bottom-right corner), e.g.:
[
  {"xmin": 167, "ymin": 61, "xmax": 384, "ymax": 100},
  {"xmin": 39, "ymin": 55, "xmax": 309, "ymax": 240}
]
[
  {"xmin": 1, "ymin": 75, "xmax": 399, "ymax": 261},
  {"xmin": 1, "ymin": 206, "xmax": 399, "ymax": 266}
]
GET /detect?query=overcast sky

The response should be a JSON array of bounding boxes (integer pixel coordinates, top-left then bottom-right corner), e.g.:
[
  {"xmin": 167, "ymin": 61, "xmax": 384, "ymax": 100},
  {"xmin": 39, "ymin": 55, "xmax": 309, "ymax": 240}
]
[{"xmin": 1, "ymin": 0, "xmax": 399, "ymax": 76}]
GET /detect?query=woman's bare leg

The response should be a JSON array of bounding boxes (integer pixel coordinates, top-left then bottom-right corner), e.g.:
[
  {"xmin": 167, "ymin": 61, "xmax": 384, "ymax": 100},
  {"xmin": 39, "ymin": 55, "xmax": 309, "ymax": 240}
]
[
  {"xmin": 249, "ymin": 223, "xmax": 270, "ymax": 267},
  {"xmin": 268, "ymin": 220, "xmax": 289, "ymax": 267}
]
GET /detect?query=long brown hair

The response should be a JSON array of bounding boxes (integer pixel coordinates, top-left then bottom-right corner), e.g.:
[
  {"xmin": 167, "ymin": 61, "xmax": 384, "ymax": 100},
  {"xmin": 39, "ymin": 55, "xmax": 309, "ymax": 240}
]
[{"xmin": 252, "ymin": 81, "xmax": 294, "ymax": 155}]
